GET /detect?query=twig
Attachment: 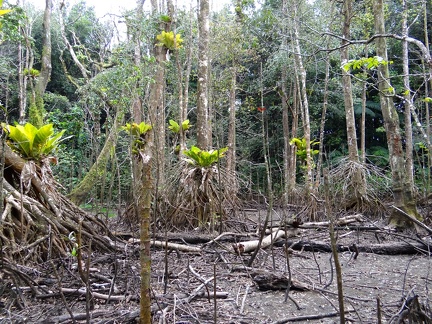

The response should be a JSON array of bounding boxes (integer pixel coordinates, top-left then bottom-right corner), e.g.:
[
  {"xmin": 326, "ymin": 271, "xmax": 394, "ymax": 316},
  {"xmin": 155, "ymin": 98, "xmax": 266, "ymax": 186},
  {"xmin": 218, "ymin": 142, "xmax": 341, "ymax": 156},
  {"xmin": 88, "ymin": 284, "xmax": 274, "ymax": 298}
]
[
  {"xmin": 49, "ymin": 260, "xmax": 76, "ymax": 324},
  {"xmin": 240, "ymin": 285, "xmax": 250, "ymax": 314},
  {"xmin": 377, "ymin": 295, "xmax": 382, "ymax": 324},
  {"xmin": 272, "ymin": 310, "xmax": 355, "ymax": 323},
  {"xmin": 213, "ymin": 263, "xmax": 217, "ymax": 323},
  {"xmin": 12, "ymin": 233, "xmax": 50, "ymax": 254},
  {"xmin": 322, "ymin": 254, "xmax": 333, "ymax": 290},
  {"xmin": 187, "ymin": 265, "xmax": 213, "ymax": 302},
  {"xmin": 36, "ymin": 287, "xmax": 128, "ymax": 301}
]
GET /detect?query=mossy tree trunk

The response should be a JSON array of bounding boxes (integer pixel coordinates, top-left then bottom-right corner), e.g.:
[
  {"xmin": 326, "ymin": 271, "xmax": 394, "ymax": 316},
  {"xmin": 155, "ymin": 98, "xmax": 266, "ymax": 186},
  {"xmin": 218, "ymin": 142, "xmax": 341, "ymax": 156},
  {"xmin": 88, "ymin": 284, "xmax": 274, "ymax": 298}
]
[
  {"xmin": 28, "ymin": 0, "xmax": 52, "ymax": 127},
  {"xmin": 68, "ymin": 107, "xmax": 124, "ymax": 205}
]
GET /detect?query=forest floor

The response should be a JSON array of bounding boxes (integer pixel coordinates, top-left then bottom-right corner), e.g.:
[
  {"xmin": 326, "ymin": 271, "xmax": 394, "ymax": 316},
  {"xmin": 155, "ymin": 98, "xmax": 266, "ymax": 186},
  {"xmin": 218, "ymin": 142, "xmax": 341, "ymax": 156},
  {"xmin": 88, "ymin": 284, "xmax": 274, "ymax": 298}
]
[{"xmin": 1, "ymin": 208, "xmax": 432, "ymax": 323}]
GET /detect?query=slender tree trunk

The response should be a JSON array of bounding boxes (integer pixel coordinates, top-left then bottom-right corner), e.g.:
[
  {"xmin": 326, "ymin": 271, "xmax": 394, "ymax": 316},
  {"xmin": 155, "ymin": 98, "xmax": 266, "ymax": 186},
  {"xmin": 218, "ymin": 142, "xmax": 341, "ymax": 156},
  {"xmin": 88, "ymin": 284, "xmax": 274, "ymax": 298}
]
[
  {"xmin": 136, "ymin": 140, "xmax": 153, "ymax": 324},
  {"xmin": 373, "ymin": 0, "xmax": 422, "ymax": 227},
  {"xmin": 423, "ymin": 0, "xmax": 431, "ymax": 195},
  {"xmin": 289, "ymin": 82, "xmax": 298, "ymax": 194},
  {"xmin": 281, "ymin": 0, "xmax": 290, "ymax": 204},
  {"xmin": 226, "ymin": 67, "xmax": 236, "ymax": 186},
  {"xmin": 35, "ymin": 0, "xmax": 52, "ymax": 96},
  {"xmin": 402, "ymin": 0, "xmax": 414, "ymax": 190},
  {"xmin": 17, "ymin": 41, "xmax": 27, "ymax": 124},
  {"xmin": 316, "ymin": 56, "xmax": 329, "ymax": 187},
  {"xmin": 132, "ymin": 0, "xmax": 145, "ymax": 122},
  {"xmin": 360, "ymin": 77, "xmax": 367, "ymax": 163},
  {"xmin": 292, "ymin": 2, "xmax": 313, "ymax": 194},
  {"xmin": 150, "ymin": 3, "xmax": 170, "ymax": 189},
  {"xmin": 281, "ymin": 76, "xmax": 290, "ymax": 204},
  {"xmin": 27, "ymin": 0, "xmax": 52, "ymax": 127},
  {"xmin": 340, "ymin": 0, "xmax": 359, "ymax": 162},
  {"xmin": 178, "ymin": 8, "xmax": 194, "ymax": 151},
  {"xmin": 137, "ymin": 0, "xmax": 159, "ymax": 321},
  {"xmin": 196, "ymin": 0, "xmax": 210, "ymax": 150}
]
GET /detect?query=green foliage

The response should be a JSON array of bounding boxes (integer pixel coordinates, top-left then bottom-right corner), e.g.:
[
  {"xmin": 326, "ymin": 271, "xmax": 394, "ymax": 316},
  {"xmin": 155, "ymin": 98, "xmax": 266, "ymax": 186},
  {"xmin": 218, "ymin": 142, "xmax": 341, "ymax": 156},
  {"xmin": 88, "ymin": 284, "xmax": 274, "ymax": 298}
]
[
  {"xmin": 28, "ymin": 95, "xmax": 46, "ymax": 128},
  {"xmin": 342, "ymin": 56, "xmax": 393, "ymax": 72},
  {"xmin": 159, "ymin": 14, "xmax": 172, "ymax": 23},
  {"xmin": 415, "ymin": 142, "xmax": 428, "ymax": 152},
  {"xmin": 121, "ymin": 122, "xmax": 152, "ymax": 154},
  {"xmin": 122, "ymin": 122, "xmax": 152, "ymax": 137},
  {"xmin": 183, "ymin": 146, "xmax": 228, "ymax": 168},
  {"xmin": 23, "ymin": 68, "xmax": 40, "ymax": 78},
  {"xmin": 367, "ymin": 146, "xmax": 389, "ymax": 167},
  {"xmin": 423, "ymin": 97, "xmax": 432, "ymax": 103},
  {"xmin": 168, "ymin": 119, "xmax": 191, "ymax": 133},
  {"xmin": 0, "ymin": 0, "xmax": 11, "ymax": 18},
  {"xmin": 0, "ymin": 4, "xmax": 25, "ymax": 43},
  {"xmin": 289, "ymin": 137, "xmax": 319, "ymax": 161},
  {"xmin": 156, "ymin": 31, "xmax": 183, "ymax": 50},
  {"xmin": 3, "ymin": 122, "xmax": 68, "ymax": 160}
]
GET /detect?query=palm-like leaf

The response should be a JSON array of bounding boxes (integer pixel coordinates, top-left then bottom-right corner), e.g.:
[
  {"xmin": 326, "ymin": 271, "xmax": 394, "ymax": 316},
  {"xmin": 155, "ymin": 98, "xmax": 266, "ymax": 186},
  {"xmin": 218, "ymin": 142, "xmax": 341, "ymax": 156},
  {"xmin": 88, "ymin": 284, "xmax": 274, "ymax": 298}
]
[
  {"xmin": 4, "ymin": 123, "xmax": 67, "ymax": 160},
  {"xmin": 183, "ymin": 146, "xmax": 228, "ymax": 167},
  {"xmin": 168, "ymin": 120, "xmax": 180, "ymax": 133}
]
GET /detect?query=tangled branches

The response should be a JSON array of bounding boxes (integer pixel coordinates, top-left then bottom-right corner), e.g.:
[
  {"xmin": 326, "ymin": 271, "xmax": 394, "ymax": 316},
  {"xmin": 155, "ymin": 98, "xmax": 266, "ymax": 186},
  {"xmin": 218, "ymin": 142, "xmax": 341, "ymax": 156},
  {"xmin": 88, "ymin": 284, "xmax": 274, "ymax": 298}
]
[
  {"xmin": 161, "ymin": 160, "xmax": 240, "ymax": 230},
  {"xmin": 326, "ymin": 157, "xmax": 392, "ymax": 214},
  {"xmin": 1, "ymin": 144, "xmax": 114, "ymax": 263}
]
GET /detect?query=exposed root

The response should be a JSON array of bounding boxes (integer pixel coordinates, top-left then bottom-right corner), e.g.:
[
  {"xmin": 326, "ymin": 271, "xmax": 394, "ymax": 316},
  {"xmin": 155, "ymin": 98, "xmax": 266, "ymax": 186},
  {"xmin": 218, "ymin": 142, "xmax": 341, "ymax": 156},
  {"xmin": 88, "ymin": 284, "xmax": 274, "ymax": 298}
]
[
  {"xmin": 327, "ymin": 158, "xmax": 391, "ymax": 215},
  {"xmin": 1, "ymin": 145, "xmax": 115, "ymax": 263},
  {"xmin": 160, "ymin": 160, "xmax": 241, "ymax": 230}
]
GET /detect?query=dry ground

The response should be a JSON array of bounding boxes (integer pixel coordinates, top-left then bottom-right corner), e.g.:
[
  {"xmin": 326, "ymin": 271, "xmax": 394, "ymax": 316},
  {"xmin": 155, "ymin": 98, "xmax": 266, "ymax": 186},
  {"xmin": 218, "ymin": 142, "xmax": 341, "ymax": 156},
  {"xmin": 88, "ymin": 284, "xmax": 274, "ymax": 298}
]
[{"xmin": 1, "ymin": 209, "xmax": 431, "ymax": 323}]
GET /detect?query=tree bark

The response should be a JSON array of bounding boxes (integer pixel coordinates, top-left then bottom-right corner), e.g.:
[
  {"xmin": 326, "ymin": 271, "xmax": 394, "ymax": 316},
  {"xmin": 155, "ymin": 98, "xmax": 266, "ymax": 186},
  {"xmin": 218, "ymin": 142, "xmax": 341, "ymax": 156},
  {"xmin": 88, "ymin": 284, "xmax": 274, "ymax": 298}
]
[
  {"xmin": 340, "ymin": 0, "xmax": 359, "ymax": 163},
  {"xmin": 26, "ymin": 0, "xmax": 52, "ymax": 127},
  {"xmin": 35, "ymin": 0, "xmax": 52, "ymax": 96},
  {"xmin": 196, "ymin": 0, "xmax": 210, "ymax": 150},
  {"xmin": 131, "ymin": 0, "xmax": 145, "ymax": 123},
  {"xmin": 226, "ymin": 67, "xmax": 237, "ymax": 191},
  {"xmin": 281, "ymin": 0, "xmax": 296, "ymax": 203},
  {"xmin": 402, "ymin": 0, "xmax": 414, "ymax": 190},
  {"xmin": 292, "ymin": 1, "xmax": 313, "ymax": 194},
  {"xmin": 373, "ymin": 0, "xmax": 422, "ymax": 227}
]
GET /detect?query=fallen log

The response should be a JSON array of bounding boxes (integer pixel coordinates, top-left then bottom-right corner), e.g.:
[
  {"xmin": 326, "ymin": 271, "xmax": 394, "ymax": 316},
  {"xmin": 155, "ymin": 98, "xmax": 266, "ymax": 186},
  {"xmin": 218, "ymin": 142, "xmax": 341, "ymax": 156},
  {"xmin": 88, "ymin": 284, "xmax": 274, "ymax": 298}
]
[
  {"xmin": 232, "ymin": 228, "xmax": 300, "ymax": 254},
  {"xmin": 128, "ymin": 238, "xmax": 202, "ymax": 253},
  {"xmin": 250, "ymin": 270, "xmax": 309, "ymax": 291},
  {"xmin": 299, "ymin": 214, "xmax": 364, "ymax": 228},
  {"xmin": 36, "ymin": 288, "xmax": 128, "ymax": 301},
  {"xmin": 271, "ymin": 310, "xmax": 355, "ymax": 324},
  {"xmin": 279, "ymin": 239, "xmax": 431, "ymax": 255}
]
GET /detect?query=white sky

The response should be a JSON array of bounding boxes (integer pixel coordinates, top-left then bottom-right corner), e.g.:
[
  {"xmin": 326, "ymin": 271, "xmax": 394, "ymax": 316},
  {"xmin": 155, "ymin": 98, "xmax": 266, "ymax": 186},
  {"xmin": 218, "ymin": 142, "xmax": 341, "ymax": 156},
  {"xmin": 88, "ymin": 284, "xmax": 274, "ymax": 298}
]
[{"xmin": 27, "ymin": 0, "xmax": 232, "ymax": 17}]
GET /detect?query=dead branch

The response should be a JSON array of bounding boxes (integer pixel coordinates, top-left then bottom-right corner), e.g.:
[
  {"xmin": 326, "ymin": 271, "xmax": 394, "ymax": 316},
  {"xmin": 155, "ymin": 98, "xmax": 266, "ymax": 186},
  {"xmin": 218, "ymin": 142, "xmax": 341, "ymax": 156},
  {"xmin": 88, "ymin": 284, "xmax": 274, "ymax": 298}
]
[
  {"xmin": 128, "ymin": 239, "xmax": 202, "ymax": 253},
  {"xmin": 271, "ymin": 310, "xmax": 355, "ymax": 324},
  {"xmin": 232, "ymin": 228, "xmax": 300, "ymax": 254},
  {"xmin": 281, "ymin": 239, "xmax": 430, "ymax": 255},
  {"xmin": 250, "ymin": 270, "xmax": 309, "ymax": 291},
  {"xmin": 390, "ymin": 205, "xmax": 432, "ymax": 235},
  {"xmin": 300, "ymin": 214, "xmax": 364, "ymax": 228},
  {"xmin": 36, "ymin": 287, "xmax": 128, "ymax": 301}
]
